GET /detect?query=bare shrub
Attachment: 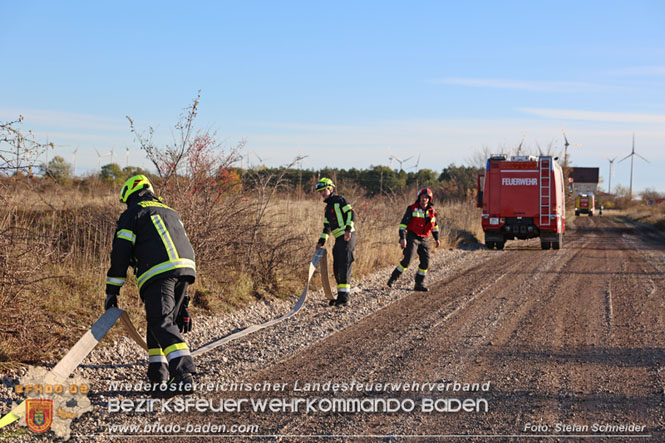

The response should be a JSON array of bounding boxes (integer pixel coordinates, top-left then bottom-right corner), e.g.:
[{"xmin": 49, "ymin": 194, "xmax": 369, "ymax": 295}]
[
  {"xmin": 0, "ymin": 116, "xmax": 52, "ymax": 176},
  {"xmin": 127, "ymin": 94, "xmax": 309, "ymax": 302}
]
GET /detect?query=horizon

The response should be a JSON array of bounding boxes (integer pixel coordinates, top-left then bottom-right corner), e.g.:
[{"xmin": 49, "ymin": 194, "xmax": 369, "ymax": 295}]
[{"xmin": 2, "ymin": 1, "xmax": 663, "ymax": 193}]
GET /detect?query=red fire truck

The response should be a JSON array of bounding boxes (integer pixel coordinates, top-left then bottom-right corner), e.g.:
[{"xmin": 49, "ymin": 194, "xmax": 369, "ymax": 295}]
[{"xmin": 477, "ymin": 155, "xmax": 566, "ymax": 250}]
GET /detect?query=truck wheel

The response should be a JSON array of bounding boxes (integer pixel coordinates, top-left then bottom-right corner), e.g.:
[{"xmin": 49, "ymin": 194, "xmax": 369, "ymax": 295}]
[
  {"xmin": 589, "ymin": 211, "xmax": 594, "ymax": 216},
  {"xmin": 486, "ymin": 241, "xmax": 495, "ymax": 250},
  {"xmin": 541, "ymin": 241, "xmax": 551, "ymax": 250},
  {"xmin": 552, "ymin": 241, "xmax": 560, "ymax": 250},
  {"xmin": 496, "ymin": 242, "xmax": 505, "ymax": 250}
]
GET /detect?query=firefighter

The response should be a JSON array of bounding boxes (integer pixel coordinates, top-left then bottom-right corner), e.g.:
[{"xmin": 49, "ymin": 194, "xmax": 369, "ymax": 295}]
[
  {"xmin": 387, "ymin": 187, "xmax": 440, "ymax": 291},
  {"xmin": 315, "ymin": 177, "xmax": 357, "ymax": 306},
  {"xmin": 104, "ymin": 175, "xmax": 196, "ymax": 397}
]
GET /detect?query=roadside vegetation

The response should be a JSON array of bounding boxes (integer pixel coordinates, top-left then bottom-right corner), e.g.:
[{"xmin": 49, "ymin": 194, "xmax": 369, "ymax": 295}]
[{"xmin": 0, "ymin": 99, "xmax": 483, "ymax": 367}]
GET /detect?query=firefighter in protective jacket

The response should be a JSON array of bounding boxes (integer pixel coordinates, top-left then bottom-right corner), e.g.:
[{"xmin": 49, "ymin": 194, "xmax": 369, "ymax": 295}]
[
  {"xmin": 104, "ymin": 175, "xmax": 196, "ymax": 396},
  {"xmin": 387, "ymin": 187, "xmax": 440, "ymax": 291},
  {"xmin": 316, "ymin": 178, "xmax": 357, "ymax": 306}
]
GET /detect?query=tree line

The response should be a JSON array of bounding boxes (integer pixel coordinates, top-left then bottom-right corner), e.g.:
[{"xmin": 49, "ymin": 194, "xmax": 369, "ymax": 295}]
[{"xmin": 38, "ymin": 154, "xmax": 483, "ymax": 202}]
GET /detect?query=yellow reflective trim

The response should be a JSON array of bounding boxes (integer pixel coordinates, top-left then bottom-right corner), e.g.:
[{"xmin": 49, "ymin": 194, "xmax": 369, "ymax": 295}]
[
  {"xmin": 106, "ymin": 277, "xmax": 126, "ymax": 286},
  {"xmin": 148, "ymin": 348, "xmax": 165, "ymax": 356},
  {"xmin": 151, "ymin": 215, "xmax": 178, "ymax": 261},
  {"xmin": 137, "ymin": 258, "xmax": 196, "ymax": 290},
  {"xmin": 320, "ymin": 233, "xmax": 329, "ymax": 239},
  {"xmin": 117, "ymin": 229, "xmax": 136, "ymax": 244},
  {"xmin": 346, "ymin": 213, "xmax": 354, "ymax": 229},
  {"xmin": 399, "ymin": 224, "xmax": 407, "ymax": 229},
  {"xmin": 342, "ymin": 204, "xmax": 352, "ymax": 212},
  {"xmin": 334, "ymin": 203, "xmax": 344, "ymax": 229},
  {"xmin": 164, "ymin": 342, "xmax": 189, "ymax": 355},
  {"xmin": 397, "ymin": 264, "xmax": 406, "ymax": 271},
  {"xmin": 138, "ymin": 201, "xmax": 173, "ymax": 210}
]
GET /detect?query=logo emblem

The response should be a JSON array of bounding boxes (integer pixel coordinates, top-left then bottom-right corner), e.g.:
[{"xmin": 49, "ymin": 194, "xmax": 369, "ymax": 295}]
[{"xmin": 26, "ymin": 399, "xmax": 53, "ymax": 433}]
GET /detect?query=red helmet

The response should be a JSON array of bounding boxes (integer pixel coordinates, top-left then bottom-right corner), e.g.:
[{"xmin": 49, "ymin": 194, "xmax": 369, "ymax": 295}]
[{"xmin": 417, "ymin": 187, "xmax": 433, "ymax": 200}]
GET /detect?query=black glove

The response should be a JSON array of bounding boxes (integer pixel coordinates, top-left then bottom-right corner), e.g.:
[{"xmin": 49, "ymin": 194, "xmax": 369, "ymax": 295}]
[
  {"xmin": 104, "ymin": 293, "xmax": 118, "ymax": 310},
  {"xmin": 176, "ymin": 296, "xmax": 192, "ymax": 333},
  {"xmin": 179, "ymin": 308, "xmax": 192, "ymax": 333}
]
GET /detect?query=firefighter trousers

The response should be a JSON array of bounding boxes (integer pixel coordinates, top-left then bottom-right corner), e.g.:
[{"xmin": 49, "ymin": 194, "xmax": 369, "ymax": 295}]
[
  {"xmin": 397, "ymin": 231, "xmax": 430, "ymax": 283},
  {"xmin": 332, "ymin": 232, "xmax": 357, "ymax": 302},
  {"xmin": 142, "ymin": 276, "xmax": 196, "ymax": 382}
]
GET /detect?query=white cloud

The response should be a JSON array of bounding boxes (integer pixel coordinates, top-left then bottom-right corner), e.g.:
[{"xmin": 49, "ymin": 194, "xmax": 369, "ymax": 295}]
[
  {"xmin": 434, "ymin": 77, "xmax": 604, "ymax": 93},
  {"xmin": 518, "ymin": 107, "xmax": 665, "ymax": 124}
]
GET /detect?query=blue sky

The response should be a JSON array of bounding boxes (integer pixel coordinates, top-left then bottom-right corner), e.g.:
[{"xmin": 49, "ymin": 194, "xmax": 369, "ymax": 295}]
[{"xmin": 2, "ymin": 1, "xmax": 664, "ymax": 193}]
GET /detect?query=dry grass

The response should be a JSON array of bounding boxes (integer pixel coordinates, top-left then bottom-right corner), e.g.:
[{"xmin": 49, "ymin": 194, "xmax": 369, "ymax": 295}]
[
  {"xmin": 617, "ymin": 204, "xmax": 665, "ymax": 231},
  {"xmin": 0, "ymin": 178, "xmax": 482, "ymax": 365}
]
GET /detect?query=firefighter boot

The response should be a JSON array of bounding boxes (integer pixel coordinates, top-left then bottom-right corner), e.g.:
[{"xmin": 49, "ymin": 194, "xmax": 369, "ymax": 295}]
[
  {"xmin": 152, "ymin": 373, "xmax": 194, "ymax": 398},
  {"xmin": 387, "ymin": 269, "xmax": 401, "ymax": 287},
  {"xmin": 414, "ymin": 274, "xmax": 428, "ymax": 292},
  {"xmin": 334, "ymin": 292, "xmax": 349, "ymax": 307}
]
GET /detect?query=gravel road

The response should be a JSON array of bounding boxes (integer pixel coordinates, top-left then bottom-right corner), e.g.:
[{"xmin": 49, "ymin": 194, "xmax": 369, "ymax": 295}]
[{"xmin": 3, "ymin": 215, "xmax": 665, "ymax": 441}]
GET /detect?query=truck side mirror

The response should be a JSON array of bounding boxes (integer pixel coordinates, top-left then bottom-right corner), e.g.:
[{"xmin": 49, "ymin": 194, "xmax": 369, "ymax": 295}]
[{"xmin": 477, "ymin": 174, "xmax": 485, "ymax": 208}]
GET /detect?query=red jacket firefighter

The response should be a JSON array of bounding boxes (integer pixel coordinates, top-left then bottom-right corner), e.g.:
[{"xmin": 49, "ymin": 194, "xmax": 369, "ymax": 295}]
[{"xmin": 387, "ymin": 188, "xmax": 440, "ymax": 291}]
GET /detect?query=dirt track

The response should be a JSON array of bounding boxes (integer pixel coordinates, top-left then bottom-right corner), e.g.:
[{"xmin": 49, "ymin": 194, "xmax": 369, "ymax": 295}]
[{"xmin": 153, "ymin": 215, "xmax": 665, "ymax": 441}]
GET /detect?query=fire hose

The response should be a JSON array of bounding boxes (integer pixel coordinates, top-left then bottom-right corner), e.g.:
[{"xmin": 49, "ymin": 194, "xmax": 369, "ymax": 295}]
[{"xmin": 0, "ymin": 248, "xmax": 333, "ymax": 429}]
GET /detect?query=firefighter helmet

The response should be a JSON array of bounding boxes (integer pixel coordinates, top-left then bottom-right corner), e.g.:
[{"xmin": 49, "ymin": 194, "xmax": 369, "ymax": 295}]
[
  {"xmin": 315, "ymin": 177, "xmax": 335, "ymax": 192},
  {"xmin": 120, "ymin": 174, "xmax": 154, "ymax": 203},
  {"xmin": 417, "ymin": 187, "xmax": 433, "ymax": 200}
]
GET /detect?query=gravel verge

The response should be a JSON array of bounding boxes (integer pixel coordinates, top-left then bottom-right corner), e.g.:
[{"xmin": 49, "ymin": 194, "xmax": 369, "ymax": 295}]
[{"xmin": 1, "ymin": 246, "xmax": 490, "ymax": 441}]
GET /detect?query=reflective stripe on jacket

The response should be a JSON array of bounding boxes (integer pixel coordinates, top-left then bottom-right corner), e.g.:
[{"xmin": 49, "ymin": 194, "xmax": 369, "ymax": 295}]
[
  {"xmin": 318, "ymin": 193, "xmax": 355, "ymax": 245},
  {"xmin": 106, "ymin": 194, "xmax": 196, "ymax": 294},
  {"xmin": 399, "ymin": 202, "xmax": 440, "ymax": 240}
]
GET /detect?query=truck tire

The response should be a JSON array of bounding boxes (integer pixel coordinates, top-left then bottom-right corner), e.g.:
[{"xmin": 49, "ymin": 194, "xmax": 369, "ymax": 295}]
[
  {"xmin": 589, "ymin": 211, "xmax": 594, "ymax": 216},
  {"xmin": 486, "ymin": 241, "xmax": 495, "ymax": 250},
  {"xmin": 541, "ymin": 241, "xmax": 551, "ymax": 250},
  {"xmin": 553, "ymin": 234, "xmax": 563, "ymax": 250},
  {"xmin": 496, "ymin": 241, "xmax": 505, "ymax": 250}
]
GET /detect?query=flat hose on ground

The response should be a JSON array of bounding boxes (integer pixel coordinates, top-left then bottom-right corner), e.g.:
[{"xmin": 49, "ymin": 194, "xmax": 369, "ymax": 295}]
[
  {"xmin": 192, "ymin": 248, "xmax": 333, "ymax": 355},
  {"xmin": 0, "ymin": 249, "xmax": 333, "ymax": 430},
  {"xmin": 0, "ymin": 309, "xmax": 146, "ymax": 429}
]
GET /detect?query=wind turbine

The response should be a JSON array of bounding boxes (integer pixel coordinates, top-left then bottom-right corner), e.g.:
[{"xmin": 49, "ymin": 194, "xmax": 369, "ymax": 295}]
[
  {"xmin": 604, "ymin": 155, "xmax": 619, "ymax": 194},
  {"xmin": 246, "ymin": 151, "xmax": 270, "ymax": 169},
  {"xmin": 561, "ymin": 128, "xmax": 581, "ymax": 167},
  {"xmin": 516, "ymin": 134, "xmax": 525, "ymax": 156},
  {"xmin": 408, "ymin": 153, "xmax": 422, "ymax": 171},
  {"xmin": 71, "ymin": 147, "xmax": 79, "ymax": 176},
  {"xmin": 95, "ymin": 149, "xmax": 112, "ymax": 169},
  {"xmin": 619, "ymin": 133, "xmax": 649, "ymax": 198},
  {"xmin": 389, "ymin": 154, "xmax": 413, "ymax": 171}
]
